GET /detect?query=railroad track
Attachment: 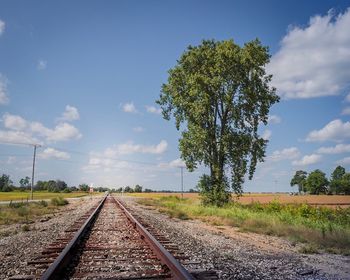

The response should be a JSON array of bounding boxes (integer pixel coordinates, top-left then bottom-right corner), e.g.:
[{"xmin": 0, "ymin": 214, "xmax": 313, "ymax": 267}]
[{"xmin": 10, "ymin": 195, "xmax": 216, "ymax": 280}]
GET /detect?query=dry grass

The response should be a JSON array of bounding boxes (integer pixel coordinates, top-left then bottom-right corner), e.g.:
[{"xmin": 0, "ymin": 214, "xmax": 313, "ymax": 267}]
[
  {"xmin": 129, "ymin": 192, "xmax": 350, "ymax": 208},
  {"xmin": 137, "ymin": 195, "xmax": 350, "ymax": 255},
  {"xmin": 0, "ymin": 191, "xmax": 99, "ymax": 202}
]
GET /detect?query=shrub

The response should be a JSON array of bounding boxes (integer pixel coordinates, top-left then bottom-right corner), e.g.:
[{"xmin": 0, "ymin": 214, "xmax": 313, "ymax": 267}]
[
  {"xmin": 36, "ymin": 200, "xmax": 48, "ymax": 207},
  {"xmin": 51, "ymin": 197, "xmax": 69, "ymax": 206}
]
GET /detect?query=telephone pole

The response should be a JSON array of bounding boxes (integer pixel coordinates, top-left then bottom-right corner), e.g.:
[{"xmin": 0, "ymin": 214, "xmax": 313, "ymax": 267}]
[{"xmin": 31, "ymin": 144, "xmax": 41, "ymax": 200}]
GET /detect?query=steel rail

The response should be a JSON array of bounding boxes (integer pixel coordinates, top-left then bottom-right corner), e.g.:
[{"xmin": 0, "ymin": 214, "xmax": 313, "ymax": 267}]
[
  {"xmin": 113, "ymin": 197, "xmax": 195, "ymax": 280},
  {"xmin": 40, "ymin": 195, "xmax": 108, "ymax": 280}
]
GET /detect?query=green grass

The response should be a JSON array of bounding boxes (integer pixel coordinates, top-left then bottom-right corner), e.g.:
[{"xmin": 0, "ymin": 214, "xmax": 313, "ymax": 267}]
[
  {"xmin": 0, "ymin": 191, "xmax": 96, "ymax": 201},
  {"xmin": 139, "ymin": 196, "xmax": 350, "ymax": 255},
  {"xmin": 0, "ymin": 198, "xmax": 69, "ymax": 226}
]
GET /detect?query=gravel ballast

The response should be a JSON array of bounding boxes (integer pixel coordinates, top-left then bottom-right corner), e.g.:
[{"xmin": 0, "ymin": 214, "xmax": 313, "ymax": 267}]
[
  {"xmin": 119, "ymin": 196, "xmax": 350, "ymax": 280},
  {"xmin": 0, "ymin": 195, "xmax": 349, "ymax": 280},
  {"xmin": 0, "ymin": 196, "xmax": 102, "ymax": 279}
]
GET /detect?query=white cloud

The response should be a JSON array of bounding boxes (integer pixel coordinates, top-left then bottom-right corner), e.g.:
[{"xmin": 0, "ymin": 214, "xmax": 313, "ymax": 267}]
[
  {"xmin": 115, "ymin": 140, "xmax": 168, "ymax": 155},
  {"xmin": 159, "ymin": 158, "xmax": 186, "ymax": 168},
  {"xmin": 1, "ymin": 113, "xmax": 82, "ymax": 143},
  {"xmin": 317, "ymin": 143, "xmax": 350, "ymax": 154},
  {"xmin": 341, "ymin": 107, "xmax": 350, "ymax": 115},
  {"xmin": 0, "ymin": 130, "xmax": 38, "ymax": 145},
  {"xmin": 345, "ymin": 93, "xmax": 350, "ymax": 102},
  {"xmin": 39, "ymin": 148, "xmax": 70, "ymax": 160},
  {"xmin": 269, "ymin": 147, "xmax": 300, "ymax": 161},
  {"xmin": 306, "ymin": 119, "xmax": 350, "ymax": 142},
  {"xmin": 2, "ymin": 113, "xmax": 27, "ymax": 130},
  {"xmin": 146, "ymin": 105, "xmax": 162, "ymax": 114},
  {"xmin": 133, "ymin": 126, "xmax": 145, "ymax": 132},
  {"xmin": 268, "ymin": 115, "xmax": 282, "ymax": 124},
  {"xmin": 0, "ymin": 75, "xmax": 9, "ymax": 105},
  {"xmin": 0, "ymin": 19, "xmax": 5, "ymax": 35},
  {"xmin": 59, "ymin": 105, "xmax": 80, "ymax": 121},
  {"xmin": 122, "ymin": 102, "xmax": 137, "ymax": 113},
  {"xmin": 268, "ymin": 9, "xmax": 350, "ymax": 99},
  {"xmin": 336, "ymin": 157, "xmax": 350, "ymax": 165},
  {"xmin": 46, "ymin": 122, "xmax": 82, "ymax": 142},
  {"xmin": 37, "ymin": 59, "xmax": 47, "ymax": 70},
  {"xmin": 292, "ymin": 154, "xmax": 322, "ymax": 166},
  {"xmin": 262, "ymin": 129, "xmax": 272, "ymax": 140}
]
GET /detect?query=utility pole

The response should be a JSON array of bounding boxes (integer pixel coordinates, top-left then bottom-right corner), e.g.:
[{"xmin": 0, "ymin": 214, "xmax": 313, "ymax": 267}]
[{"xmin": 31, "ymin": 144, "xmax": 41, "ymax": 200}]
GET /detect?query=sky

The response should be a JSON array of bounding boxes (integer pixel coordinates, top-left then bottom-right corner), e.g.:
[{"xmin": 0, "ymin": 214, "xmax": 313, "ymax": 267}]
[{"xmin": 0, "ymin": 0, "xmax": 350, "ymax": 192}]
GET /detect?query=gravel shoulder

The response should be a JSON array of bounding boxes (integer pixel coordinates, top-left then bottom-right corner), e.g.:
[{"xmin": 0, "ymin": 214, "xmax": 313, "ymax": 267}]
[
  {"xmin": 0, "ymin": 196, "xmax": 102, "ymax": 280},
  {"xmin": 120, "ymin": 196, "xmax": 350, "ymax": 280}
]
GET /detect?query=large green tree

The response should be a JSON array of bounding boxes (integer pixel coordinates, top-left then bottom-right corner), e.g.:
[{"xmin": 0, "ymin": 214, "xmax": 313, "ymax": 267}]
[
  {"xmin": 340, "ymin": 173, "xmax": 350, "ymax": 195},
  {"xmin": 290, "ymin": 170, "xmax": 307, "ymax": 193},
  {"xmin": 157, "ymin": 39, "xmax": 279, "ymax": 205},
  {"xmin": 330, "ymin": 166, "xmax": 345, "ymax": 194},
  {"xmin": 304, "ymin": 169, "xmax": 329, "ymax": 195}
]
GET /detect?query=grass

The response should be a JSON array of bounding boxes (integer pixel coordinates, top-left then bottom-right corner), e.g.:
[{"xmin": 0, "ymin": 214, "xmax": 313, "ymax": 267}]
[
  {"xmin": 138, "ymin": 196, "xmax": 350, "ymax": 255},
  {"xmin": 0, "ymin": 197, "xmax": 69, "ymax": 226},
  {"xmin": 0, "ymin": 191, "xmax": 98, "ymax": 201}
]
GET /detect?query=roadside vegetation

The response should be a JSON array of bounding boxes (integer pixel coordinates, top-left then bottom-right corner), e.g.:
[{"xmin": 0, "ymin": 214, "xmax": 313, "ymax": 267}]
[
  {"xmin": 0, "ymin": 197, "xmax": 69, "ymax": 227},
  {"xmin": 139, "ymin": 196, "xmax": 350, "ymax": 255}
]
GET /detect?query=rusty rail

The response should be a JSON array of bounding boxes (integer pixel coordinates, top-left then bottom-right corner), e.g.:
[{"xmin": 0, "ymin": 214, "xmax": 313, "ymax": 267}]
[
  {"xmin": 40, "ymin": 195, "xmax": 108, "ymax": 280},
  {"xmin": 113, "ymin": 197, "xmax": 195, "ymax": 280}
]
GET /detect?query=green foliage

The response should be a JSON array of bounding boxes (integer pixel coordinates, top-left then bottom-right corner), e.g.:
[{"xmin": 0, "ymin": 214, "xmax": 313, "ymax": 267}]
[
  {"xmin": 19, "ymin": 176, "xmax": 31, "ymax": 189},
  {"xmin": 197, "ymin": 174, "xmax": 230, "ymax": 206},
  {"xmin": 330, "ymin": 166, "xmax": 345, "ymax": 194},
  {"xmin": 78, "ymin": 183, "xmax": 89, "ymax": 192},
  {"xmin": 141, "ymin": 196, "xmax": 350, "ymax": 254},
  {"xmin": 36, "ymin": 180, "xmax": 68, "ymax": 192},
  {"xmin": 305, "ymin": 170, "xmax": 329, "ymax": 194},
  {"xmin": 157, "ymin": 39, "xmax": 279, "ymax": 206},
  {"xmin": 134, "ymin": 184, "xmax": 143, "ymax": 193},
  {"xmin": 124, "ymin": 186, "xmax": 134, "ymax": 193},
  {"xmin": 0, "ymin": 174, "xmax": 14, "ymax": 192},
  {"xmin": 50, "ymin": 197, "xmax": 69, "ymax": 206},
  {"xmin": 36, "ymin": 200, "xmax": 48, "ymax": 207},
  {"xmin": 290, "ymin": 170, "xmax": 307, "ymax": 193}
]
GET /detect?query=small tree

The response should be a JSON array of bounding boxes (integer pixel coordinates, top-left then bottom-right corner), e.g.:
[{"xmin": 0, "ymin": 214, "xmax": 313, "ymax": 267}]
[
  {"xmin": 124, "ymin": 186, "xmax": 133, "ymax": 193},
  {"xmin": 330, "ymin": 166, "xmax": 346, "ymax": 194},
  {"xmin": 134, "ymin": 184, "xmax": 143, "ymax": 193},
  {"xmin": 157, "ymin": 39, "xmax": 279, "ymax": 206},
  {"xmin": 290, "ymin": 170, "xmax": 307, "ymax": 193},
  {"xmin": 304, "ymin": 169, "xmax": 329, "ymax": 195},
  {"xmin": 79, "ymin": 183, "xmax": 89, "ymax": 192},
  {"xmin": 0, "ymin": 174, "xmax": 13, "ymax": 192},
  {"xmin": 19, "ymin": 176, "xmax": 31, "ymax": 189}
]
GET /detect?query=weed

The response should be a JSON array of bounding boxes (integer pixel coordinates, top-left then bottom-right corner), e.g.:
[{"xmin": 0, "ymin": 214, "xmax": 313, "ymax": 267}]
[
  {"xmin": 139, "ymin": 196, "xmax": 350, "ymax": 255},
  {"xmin": 51, "ymin": 197, "xmax": 69, "ymax": 206},
  {"xmin": 21, "ymin": 224, "xmax": 30, "ymax": 232},
  {"xmin": 299, "ymin": 244, "xmax": 319, "ymax": 254}
]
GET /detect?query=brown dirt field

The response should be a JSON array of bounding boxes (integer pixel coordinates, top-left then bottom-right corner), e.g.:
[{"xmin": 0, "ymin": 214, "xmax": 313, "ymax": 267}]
[{"xmin": 129, "ymin": 192, "xmax": 350, "ymax": 207}]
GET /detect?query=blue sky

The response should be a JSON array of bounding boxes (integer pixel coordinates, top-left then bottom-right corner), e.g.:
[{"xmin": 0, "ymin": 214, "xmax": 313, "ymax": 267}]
[{"xmin": 0, "ymin": 0, "xmax": 350, "ymax": 192}]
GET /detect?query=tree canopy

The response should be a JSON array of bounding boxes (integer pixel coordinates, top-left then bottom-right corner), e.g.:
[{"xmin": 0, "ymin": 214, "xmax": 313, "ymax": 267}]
[
  {"xmin": 290, "ymin": 170, "xmax": 307, "ymax": 193},
  {"xmin": 157, "ymin": 39, "xmax": 279, "ymax": 205},
  {"xmin": 304, "ymin": 169, "xmax": 329, "ymax": 195}
]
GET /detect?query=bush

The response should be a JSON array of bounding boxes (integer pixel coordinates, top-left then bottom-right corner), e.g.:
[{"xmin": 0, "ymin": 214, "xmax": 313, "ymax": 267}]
[
  {"xmin": 51, "ymin": 197, "xmax": 69, "ymax": 206},
  {"xmin": 36, "ymin": 200, "xmax": 48, "ymax": 207}
]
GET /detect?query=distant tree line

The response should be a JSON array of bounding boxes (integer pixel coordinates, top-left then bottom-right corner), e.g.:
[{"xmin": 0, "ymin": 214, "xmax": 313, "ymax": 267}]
[
  {"xmin": 0, "ymin": 174, "xmax": 109, "ymax": 193},
  {"xmin": 290, "ymin": 165, "xmax": 350, "ymax": 195}
]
